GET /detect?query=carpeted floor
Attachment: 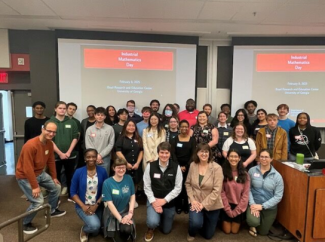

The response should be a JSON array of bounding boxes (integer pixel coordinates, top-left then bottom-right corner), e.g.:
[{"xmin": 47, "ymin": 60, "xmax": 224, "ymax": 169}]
[{"xmin": 0, "ymin": 175, "xmax": 296, "ymax": 242}]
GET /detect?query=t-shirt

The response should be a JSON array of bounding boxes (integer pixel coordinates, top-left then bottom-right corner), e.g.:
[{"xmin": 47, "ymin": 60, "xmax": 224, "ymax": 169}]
[
  {"xmin": 24, "ymin": 116, "xmax": 50, "ymax": 143},
  {"xmin": 278, "ymin": 118, "xmax": 295, "ymax": 151},
  {"xmin": 113, "ymin": 124, "xmax": 124, "ymax": 142},
  {"xmin": 136, "ymin": 121, "xmax": 148, "ymax": 138},
  {"xmin": 102, "ymin": 174, "xmax": 135, "ymax": 212}
]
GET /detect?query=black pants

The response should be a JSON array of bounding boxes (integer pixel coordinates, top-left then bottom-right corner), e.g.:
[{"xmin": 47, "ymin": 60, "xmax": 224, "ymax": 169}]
[{"xmin": 55, "ymin": 158, "xmax": 76, "ymax": 197}]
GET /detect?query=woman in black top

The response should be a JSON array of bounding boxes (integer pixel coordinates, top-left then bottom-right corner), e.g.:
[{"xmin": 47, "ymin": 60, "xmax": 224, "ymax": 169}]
[
  {"xmin": 115, "ymin": 120, "xmax": 143, "ymax": 208},
  {"xmin": 161, "ymin": 104, "xmax": 178, "ymax": 128},
  {"xmin": 105, "ymin": 105, "xmax": 119, "ymax": 126},
  {"xmin": 170, "ymin": 120, "xmax": 196, "ymax": 214},
  {"xmin": 231, "ymin": 109, "xmax": 252, "ymax": 136},
  {"xmin": 251, "ymin": 109, "xmax": 268, "ymax": 140},
  {"xmin": 289, "ymin": 112, "xmax": 321, "ymax": 162}
]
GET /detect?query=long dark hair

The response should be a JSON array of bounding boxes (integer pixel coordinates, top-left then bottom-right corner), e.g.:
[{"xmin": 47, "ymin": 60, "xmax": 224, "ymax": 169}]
[
  {"xmin": 222, "ymin": 149, "xmax": 247, "ymax": 184},
  {"xmin": 231, "ymin": 109, "xmax": 250, "ymax": 128},
  {"xmin": 252, "ymin": 108, "xmax": 267, "ymax": 127},
  {"xmin": 162, "ymin": 104, "xmax": 178, "ymax": 123},
  {"xmin": 105, "ymin": 105, "xmax": 119, "ymax": 125},
  {"xmin": 147, "ymin": 113, "xmax": 164, "ymax": 137},
  {"xmin": 295, "ymin": 112, "xmax": 311, "ymax": 128},
  {"xmin": 120, "ymin": 120, "xmax": 143, "ymax": 148}
]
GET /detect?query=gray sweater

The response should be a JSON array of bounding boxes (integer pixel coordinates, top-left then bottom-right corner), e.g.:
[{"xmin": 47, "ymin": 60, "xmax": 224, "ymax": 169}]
[
  {"xmin": 85, "ymin": 123, "xmax": 115, "ymax": 158},
  {"xmin": 248, "ymin": 165, "xmax": 284, "ymax": 210}
]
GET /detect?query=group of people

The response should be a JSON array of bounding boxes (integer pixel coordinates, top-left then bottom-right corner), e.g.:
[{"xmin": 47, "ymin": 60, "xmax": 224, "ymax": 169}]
[{"xmin": 16, "ymin": 97, "xmax": 321, "ymax": 241}]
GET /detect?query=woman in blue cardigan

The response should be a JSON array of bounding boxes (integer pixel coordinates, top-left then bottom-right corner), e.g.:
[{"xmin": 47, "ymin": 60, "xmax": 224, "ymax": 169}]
[{"xmin": 70, "ymin": 148, "xmax": 108, "ymax": 242}]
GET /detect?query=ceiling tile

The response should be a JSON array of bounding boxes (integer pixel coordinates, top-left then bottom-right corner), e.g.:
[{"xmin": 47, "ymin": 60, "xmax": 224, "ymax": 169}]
[
  {"xmin": 2, "ymin": 0, "xmax": 56, "ymax": 16},
  {"xmin": 43, "ymin": 0, "xmax": 128, "ymax": 18},
  {"xmin": 0, "ymin": 1, "xmax": 19, "ymax": 15},
  {"xmin": 198, "ymin": 1, "xmax": 243, "ymax": 20}
]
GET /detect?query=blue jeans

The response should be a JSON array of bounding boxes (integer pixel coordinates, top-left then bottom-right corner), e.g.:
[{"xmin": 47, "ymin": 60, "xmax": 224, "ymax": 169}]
[
  {"xmin": 188, "ymin": 208, "xmax": 221, "ymax": 239},
  {"xmin": 17, "ymin": 171, "xmax": 61, "ymax": 225},
  {"xmin": 146, "ymin": 201, "xmax": 175, "ymax": 234},
  {"xmin": 76, "ymin": 205, "xmax": 103, "ymax": 235},
  {"xmin": 98, "ymin": 155, "xmax": 111, "ymax": 176}
]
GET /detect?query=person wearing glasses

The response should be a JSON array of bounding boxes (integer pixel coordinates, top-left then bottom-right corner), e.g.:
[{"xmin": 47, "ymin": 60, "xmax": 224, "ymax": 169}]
[
  {"xmin": 70, "ymin": 148, "xmax": 108, "ymax": 242},
  {"xmin": 165, "ymin": 116, "xmax": 179, "ymax": 143},
  {"xmin": 230, "ymin": 109, "xmax": 252, "ymax": 136},
  {"xmin": 185, "ymin": 143, "xmax": 223, "ymax": 241},
  {"xmin": 246, "ymin": 149, "xmax": 284, "ymax": 237},
  {"xmin": 102, "ymin": 158, "xmax": 136, "ymax": 242},
  {"xmin": 16, "ymin": 121, "xmax": 66, "ymax": 235}
]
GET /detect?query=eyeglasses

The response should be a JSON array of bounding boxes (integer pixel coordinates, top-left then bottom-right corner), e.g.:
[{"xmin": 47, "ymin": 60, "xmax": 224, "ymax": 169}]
[
  {"xmin": 45, "ymin": 129, "xmax": 57, "ymax": 134},
  {"xmin": 229, "ymin": 155, "xmax": 239, "ymax": 159},
  {"xmin": 115, "ymin": 167, "xmax": 126, "ymax": 171},
  {"xmin": 199, "ymin": 150, "xmax": 209, "ymax": 154},
  {"xmin": 260, "ymin": 156, "xmax": 270, "ymax": 159},
  {"xmin": 237, "ymin": 114, "xmax": 244, "ymax": 117}
]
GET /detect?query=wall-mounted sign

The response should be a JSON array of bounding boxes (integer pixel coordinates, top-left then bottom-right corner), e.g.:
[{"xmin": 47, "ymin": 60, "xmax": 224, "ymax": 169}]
[{"xmin": 0, "ymin": 73, "xmax": 8, "ymax": 83}]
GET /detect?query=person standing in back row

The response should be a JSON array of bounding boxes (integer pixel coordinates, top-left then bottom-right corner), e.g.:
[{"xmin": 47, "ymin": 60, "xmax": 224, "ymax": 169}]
[
  {"xmin": 50, "ymin": 101, "xmax": 79, "ymax": 200},
  {"xmin": 86, "ymin": 107, "xmax": 115, "ymax": 176},
  {"xmin": 178, "ymin": 99, "xmax": 199, "ymax": 128}
]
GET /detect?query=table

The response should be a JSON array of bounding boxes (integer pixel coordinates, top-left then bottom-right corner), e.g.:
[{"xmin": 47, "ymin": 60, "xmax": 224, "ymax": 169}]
[{"xmin": 273, "ymin": 160, "xmax": 325, "ymax": 242}]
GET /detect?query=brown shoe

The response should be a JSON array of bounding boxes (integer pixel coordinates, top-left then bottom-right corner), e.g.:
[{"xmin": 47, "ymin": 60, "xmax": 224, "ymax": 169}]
[{"xmin": 144, "ymin": 228, "xmax": 154, "ymax": 242}]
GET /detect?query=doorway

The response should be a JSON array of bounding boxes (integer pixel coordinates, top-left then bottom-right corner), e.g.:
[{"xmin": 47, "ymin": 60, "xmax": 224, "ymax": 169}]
[{"xmin": 0, "ymin": 90, "xmax": 31, "ymax": 175}]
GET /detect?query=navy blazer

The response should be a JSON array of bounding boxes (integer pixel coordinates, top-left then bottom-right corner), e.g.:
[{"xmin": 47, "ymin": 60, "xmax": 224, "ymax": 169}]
[{"xmin": 70, "ymin": 166, "xmax": 108, "ymax": 209}]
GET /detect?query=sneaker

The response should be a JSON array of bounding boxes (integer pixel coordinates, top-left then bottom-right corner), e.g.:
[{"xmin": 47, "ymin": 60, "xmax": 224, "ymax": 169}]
[
  {"xmin": 67, "ymin": 198, "xmax": 76, "ymax": 203},
  {"xmin": 51, "ymin": 209, "xmax": 66, "ymax": 218},
  {"xmin": 134, "ymin": 201, "xmax": 139, "ymax": 209},
  {"xmin": 144, "ymin": 228, "xmax": 154, "ymax": 242},
  {"xmin": 61, "ymin": 187, "xmax": 68, "ymax": 195},
  {"xmin": 80, "ymin": 226, "xmax": 88, "ymax": 242},
  {"xmin": 187, "ymin": 234, "xmax": 195, "ymax": 241},
  {"xmin": 23, "ymin": 223, "xmax": 38, "ymax": 234}
]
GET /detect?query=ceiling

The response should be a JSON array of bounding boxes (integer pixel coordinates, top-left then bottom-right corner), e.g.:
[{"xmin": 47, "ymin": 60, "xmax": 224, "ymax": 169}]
[{"xmin": 1, "ymin": 0, "xmax": 325, "ymax": 40}]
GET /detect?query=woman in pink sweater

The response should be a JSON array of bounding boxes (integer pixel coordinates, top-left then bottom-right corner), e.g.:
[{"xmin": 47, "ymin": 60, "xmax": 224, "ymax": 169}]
[{"xmin": 221, "ymin": 149, "xmax": 250, "ymax": 234}]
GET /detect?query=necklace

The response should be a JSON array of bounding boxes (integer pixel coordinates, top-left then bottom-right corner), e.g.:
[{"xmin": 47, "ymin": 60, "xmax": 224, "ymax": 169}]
[{"xmin": 87, "ymin": 170, "xmax": 96, "ymax": 177}]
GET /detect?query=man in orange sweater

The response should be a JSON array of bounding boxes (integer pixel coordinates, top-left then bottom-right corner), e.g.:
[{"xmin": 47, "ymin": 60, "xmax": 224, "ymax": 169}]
[{"xmin": 16, "ymin": 121, "xmax": 66, "ymax": 235}]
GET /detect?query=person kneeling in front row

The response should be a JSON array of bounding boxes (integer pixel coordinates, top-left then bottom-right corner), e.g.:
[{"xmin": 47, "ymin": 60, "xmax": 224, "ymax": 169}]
[
  {"xmin": 143, "ymin": 142, "xmax": 183, "ymax": 242},
  {"xmin": 247, "ymin": 149, "xmax": 284, "ymax": 237}
]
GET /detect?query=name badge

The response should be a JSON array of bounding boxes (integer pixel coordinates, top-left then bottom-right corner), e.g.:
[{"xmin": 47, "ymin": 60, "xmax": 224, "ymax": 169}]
[
  {"xmin": 242, "ymin": 145, "xmax": 249, "ymax": 149},
  {"xmin": 234, "ymin": 176, "xmax": 238, "ymax": 181},
  {"xmin": 45, "ymin": 150, "xmax": 49, "ymax": 155},
  {"xmin": 224, "ymin": 132, "xmax": 229, "ymax": 136},
  {"xmin": 266, "ymin": 134, "xmax": 271, "ymax": 139},
  {"xmin": 203, "ymin": 130, "xmax": 208, "ymax": 134},
  {"xmin": 112, "ymin": 189, "xmax": 119, "ymax": 195},
  {"xmin": 255, "ymin": 128, "xmax": 260, "ymax": 131},
  {"xmin": 134, "ymin": 139, "xmax": 138, "ymax": 143},
  {"xmin": 253, "ymin": 173, "xmax": 260, "ymax": 177},
  {"xmin": 177, "ymin": 143, "xmax": 183, "ymax": 148},
  {"xmin": 154, "ymin": 173, "xmax": 161, "ymax": 179},
  {"xmin": 165, "ymin": 124, "xmax": 169, "ymax": 128},
  {"xmin": 147, "ymin": 133, "xmax": 153, "ymax": 138},
  {"xmin": 91, "ymin": 133, "xmax": 96, "ymax": 137},
  {"xmin": 65, "ymin": 124, "xmax": 71, "ymax": 128}
]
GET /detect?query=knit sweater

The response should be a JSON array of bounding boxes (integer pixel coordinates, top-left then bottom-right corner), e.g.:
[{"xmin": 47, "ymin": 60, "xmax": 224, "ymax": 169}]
[{"xmin": 16, "ymin": 136, "xmax": 56, "ymax": 189}]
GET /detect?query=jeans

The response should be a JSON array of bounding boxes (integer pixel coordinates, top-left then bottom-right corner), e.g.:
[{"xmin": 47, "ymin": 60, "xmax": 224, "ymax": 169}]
[
  {"xmin": 188, "ymin": 208, "xmax": 221, "ymax": 239},
  {"xmin": 146, "ymin": 201, "xmax": 175, "ymax": 234},
  {"xmin": 98, "ymin": 155, "xmax": 111, "ymax": 176},
  {"xmin": 17, "ymin": 171, "xmax": 61, "ymax": 225},
  {"xmin": 55, "ymin": 158, "xmax": 76, "ymax": 197},
  {"xmin": 76, "ymin": 205, "xmax": 103, "ymax": 235}
]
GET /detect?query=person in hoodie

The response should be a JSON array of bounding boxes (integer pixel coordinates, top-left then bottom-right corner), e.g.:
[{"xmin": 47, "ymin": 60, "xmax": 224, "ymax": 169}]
[{"xmin": 50, "ymin": 101, "xmax": 79, "ymax": 199}]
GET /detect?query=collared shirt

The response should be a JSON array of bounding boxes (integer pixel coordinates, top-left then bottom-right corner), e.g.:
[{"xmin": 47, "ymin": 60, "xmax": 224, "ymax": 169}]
[
  {"xmin": 265, "ymin": 126, "xmax": 278, "ymax": 152},
  {"xmin": 143, "ymin": 159, "xmax": 182, "ymax": 204}
]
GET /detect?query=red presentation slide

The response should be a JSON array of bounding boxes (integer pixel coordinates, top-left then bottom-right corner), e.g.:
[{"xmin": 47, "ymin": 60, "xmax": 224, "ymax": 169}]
[
  {"xmin": 256, "ymin": 53, "xmax": 325, "ymax": 72},
  {"xmin": 84, "ymin": 49, "xmax": 174, "ymax": 71}
]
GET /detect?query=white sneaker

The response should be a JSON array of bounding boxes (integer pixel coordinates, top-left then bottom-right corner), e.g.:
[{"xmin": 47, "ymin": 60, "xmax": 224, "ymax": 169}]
[
  {"xmin": 61, "ymin": 187, "xmax": 68, "ymax": 195},
  {"xmin": 134, "ymin": 201, "xmax": 139, "ymax": 209}
]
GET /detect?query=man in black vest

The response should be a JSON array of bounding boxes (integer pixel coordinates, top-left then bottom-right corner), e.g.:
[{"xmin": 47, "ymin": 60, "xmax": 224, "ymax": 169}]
[{"xmin": 143, "ymin": 142, "xmax": 182, "ymax": 242}]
